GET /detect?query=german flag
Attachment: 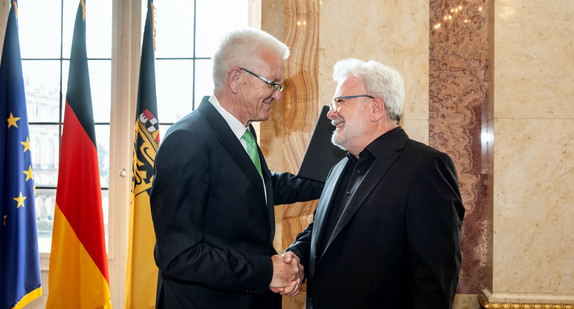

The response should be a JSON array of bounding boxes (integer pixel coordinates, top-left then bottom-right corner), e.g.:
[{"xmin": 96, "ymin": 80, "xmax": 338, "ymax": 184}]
[
  {"xmin": 46, "ymin": 1, "xmax": 111, "ymax": 308},
  {"xmin": 125, "ymin": 1, "xmax": 160, "ymax": 308}
]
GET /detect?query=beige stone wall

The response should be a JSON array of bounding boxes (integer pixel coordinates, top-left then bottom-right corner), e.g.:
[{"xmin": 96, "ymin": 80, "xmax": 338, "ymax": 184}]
[
  {"xmin": 318, "ymin": 0, "xmax": 430, "ymax": 144},
  {"xmin": 0, "ymin": 0, "xmax": 11, "ymax": 60},
  {"xmin": 489, "ymin": 0, "xmax": 574, "ymax": 303}
]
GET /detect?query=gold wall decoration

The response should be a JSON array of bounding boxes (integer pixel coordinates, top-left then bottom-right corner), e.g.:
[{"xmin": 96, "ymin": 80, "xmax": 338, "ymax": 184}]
[{"xmin": 478, "ymin": 293, "xmax": 574, "ymax": 309}]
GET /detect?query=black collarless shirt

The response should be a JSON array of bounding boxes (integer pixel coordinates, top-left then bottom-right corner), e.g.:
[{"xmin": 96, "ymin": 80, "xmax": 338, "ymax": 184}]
[{"xmin": 318, "ymin": 127, "xmax": 401, "ymax": 254}]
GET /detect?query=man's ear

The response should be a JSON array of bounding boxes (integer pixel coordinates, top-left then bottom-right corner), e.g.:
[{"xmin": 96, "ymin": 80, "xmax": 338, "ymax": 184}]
[
  {"xmin": 370, "ymin": 97, "xmax": 386, "ymax": 122},
  {"xmin": 227, "ymin": 67, "xmax": 242, "ymax": 94}
]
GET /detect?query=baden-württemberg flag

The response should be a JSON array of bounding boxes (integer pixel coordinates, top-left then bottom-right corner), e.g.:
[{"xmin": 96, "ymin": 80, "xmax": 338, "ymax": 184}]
[
  {"xmin": 0, "ymin": 1, "xmax": 43, "ymax": 308},
  {"xmin": 125, "ymin": 1, "xmax": 160, "ymax": 307},
  {"xmin": 46, "ymin": 1, "xmax": 111, "ymax": 308}
]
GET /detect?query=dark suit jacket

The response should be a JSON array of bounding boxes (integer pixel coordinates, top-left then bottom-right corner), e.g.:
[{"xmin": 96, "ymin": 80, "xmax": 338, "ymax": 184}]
[
  {"xmin": 288, "ymin": 128, "xmax": 465, "ymax": 309},
  {"xmin": 150, "ymin": 97, "xmax": 323, "ymax": 309}
]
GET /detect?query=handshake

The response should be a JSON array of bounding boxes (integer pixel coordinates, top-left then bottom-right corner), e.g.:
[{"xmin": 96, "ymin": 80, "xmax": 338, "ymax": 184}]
[{"xmin": 269, "ymin": 252, "xmax": 303, "ymax": 297}]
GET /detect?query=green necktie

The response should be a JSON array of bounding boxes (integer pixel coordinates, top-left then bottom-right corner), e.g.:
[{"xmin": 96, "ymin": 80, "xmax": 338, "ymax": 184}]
[{"xmin": 242, "ymin": 129, "xmax": 263, "ymax": 179}]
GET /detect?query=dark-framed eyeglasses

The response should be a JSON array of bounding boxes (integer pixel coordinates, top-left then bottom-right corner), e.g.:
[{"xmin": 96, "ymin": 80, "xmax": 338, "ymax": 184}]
[
  {"xmin": 240, "ymin": 68, "xmax": 284, "ymax": 92},
  {"xmin": 330, "ymin": 95, "xmax": 374, "ymax": 113}
]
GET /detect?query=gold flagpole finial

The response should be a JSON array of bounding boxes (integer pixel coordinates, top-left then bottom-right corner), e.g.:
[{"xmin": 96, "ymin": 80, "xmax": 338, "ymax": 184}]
[
  {"xmin": 81, "ymin": 0, "xmax": 86, "ymax": 20},
  {"xmin": 12, "ymin": 1, "xmax": 18, "ymax": 19},
  {"xmin": 151, "ymin": 1, "xmax": 156, "ymax": 52}
]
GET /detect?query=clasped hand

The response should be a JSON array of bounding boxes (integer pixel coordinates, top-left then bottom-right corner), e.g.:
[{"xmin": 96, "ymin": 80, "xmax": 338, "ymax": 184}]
[{"xmin": 269, "ymin": 252, "xmax": 303, "ymax": 297}]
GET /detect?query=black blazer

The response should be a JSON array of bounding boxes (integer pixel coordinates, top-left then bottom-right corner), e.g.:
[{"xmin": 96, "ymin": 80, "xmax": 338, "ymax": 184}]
[
  {"xmin": 288, "ymin": 128, "xmax": 465, "ymax": 309},
  {"xmin": 150, "ymin": 97, "xmax": 323, "ymax": 308}
]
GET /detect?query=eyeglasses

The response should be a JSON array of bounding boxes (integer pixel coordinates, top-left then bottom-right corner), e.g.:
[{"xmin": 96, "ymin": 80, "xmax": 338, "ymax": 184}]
[
  {"xmin": 330, "ymin": 95, "xmax": 374, "ymax": 113},
  {"xmin": 240, "ymin": 68, "xmax": 284, "ymax": 92}
]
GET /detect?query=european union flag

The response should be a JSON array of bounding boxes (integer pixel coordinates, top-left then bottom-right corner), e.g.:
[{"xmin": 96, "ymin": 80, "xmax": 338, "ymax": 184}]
[{"xmin": 0, "ymin": 1, "xmax": 43, "ymax": 308}]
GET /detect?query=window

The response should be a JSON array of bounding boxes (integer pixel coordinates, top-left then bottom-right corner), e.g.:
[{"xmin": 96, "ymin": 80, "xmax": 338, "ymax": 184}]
[
  {"xmin": 17, "ymin": 0, "xmax": 249, "ymax": 253},
  {"xmin": 19, "ymin": 0, "xmax": 112, "ymax": 253},
  {"xmin": 153, "ymin": 1, "xmax": 249, "ymax": 136},
  {"xmin": 5, "ymin": 0, "xmax": 252, "ymax": 306}
]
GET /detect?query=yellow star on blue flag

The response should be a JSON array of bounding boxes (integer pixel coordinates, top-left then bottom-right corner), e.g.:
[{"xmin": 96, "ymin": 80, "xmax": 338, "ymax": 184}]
[
  {"xmin": 23, "ymin": 166, "xmax": 33, "ymax": 182},
  {"xmin": 13, "ymin": 192, "xmax": 27, "ymax": 208},
  {"xmin": 21, "ymin": 136, "xmax": 31, "ymax": 152},
  {"xmin": 7, "ymin": 112, "xmax": 20, "ymax": 128}
]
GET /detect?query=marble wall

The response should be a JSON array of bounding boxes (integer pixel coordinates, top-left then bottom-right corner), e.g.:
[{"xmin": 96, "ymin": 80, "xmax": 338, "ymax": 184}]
[
  {"xmin": 317, "ymin": 0, "xmax": 430, "ymax": 144},
  {"xmin": 0, "ymin": 0, "xmax": 9, "ymax": 60},
  {"xmin": 487, "ymin": 0, "xmax": 574, "ymax": 305},
  {"xmin": 261, "ymin": 0, "xmax": 574, "ymax": 308},
  {"xmin": 429, "ymin": 0, "xmax": 490, "ymax": 299}
]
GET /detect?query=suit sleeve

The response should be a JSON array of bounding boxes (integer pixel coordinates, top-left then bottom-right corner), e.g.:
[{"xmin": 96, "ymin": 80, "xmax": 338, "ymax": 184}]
[
  {"xmin": 271, "ymin": 172, "xmax": 324, "ymax": 206},
  {"xmin": 407, "ymin": 152, "xmax": 465, "ymax": 308},
  {"xmin": 285, "ymin": 220, "xmax": 314, "ymax": 278},
  {"xmin": 150, "ymin": 129, "xmax": 273, "ymax": 294},
  {"xmin": 272, "ymin": 174, "xmax": 322, "ymax": 279}
]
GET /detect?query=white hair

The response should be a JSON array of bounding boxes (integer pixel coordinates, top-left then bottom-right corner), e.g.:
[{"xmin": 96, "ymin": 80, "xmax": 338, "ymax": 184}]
[
  {"xmin": 333, "ymin": 58, "xmax": 405, "ymax": 123},
  {"xmin": 212, "ymin": 28, "xmax": 290, "ymax": 90}
]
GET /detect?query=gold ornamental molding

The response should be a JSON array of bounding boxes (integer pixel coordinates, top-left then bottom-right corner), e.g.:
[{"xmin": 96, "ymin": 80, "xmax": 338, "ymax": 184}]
[{"xmin": 478, "ymin": 293, "xmax": 574, "ymax": 309}]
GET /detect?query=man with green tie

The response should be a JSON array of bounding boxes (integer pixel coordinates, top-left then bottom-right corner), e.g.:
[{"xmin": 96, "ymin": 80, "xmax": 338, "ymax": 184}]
[{"xmin": 150, "ymin": 28, "xmax": 323, "ymax": 309}]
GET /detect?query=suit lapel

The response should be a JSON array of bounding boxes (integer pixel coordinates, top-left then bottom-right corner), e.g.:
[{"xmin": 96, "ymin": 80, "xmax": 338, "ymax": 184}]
[
  {"xmin": 254, "ymin": 129, "xmax": 276, "ymax": 241},
  {"xmin": 323, "ymin": 130, "xmax": 409, "ymax": 254},
  {"xmin": 197, "ymin": 99, "xmax": 267, "ymax": 205},
  {"xmin": 312, "ymin": 158, "xmax": 348, "ymax": 257}
]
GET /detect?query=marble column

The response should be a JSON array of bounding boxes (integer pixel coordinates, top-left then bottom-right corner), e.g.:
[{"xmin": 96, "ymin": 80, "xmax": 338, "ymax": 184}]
[
  {"xmin": 260, "ymin": 0, "xmax": 321, "ymax": 253},
  {"xmin": 261, "ymin": 1, "xmax": 320, "ymax": 307},
  {"xmin": 429, "ymin": 1, "xmax": 491, "ymax": 307}
]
